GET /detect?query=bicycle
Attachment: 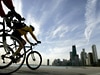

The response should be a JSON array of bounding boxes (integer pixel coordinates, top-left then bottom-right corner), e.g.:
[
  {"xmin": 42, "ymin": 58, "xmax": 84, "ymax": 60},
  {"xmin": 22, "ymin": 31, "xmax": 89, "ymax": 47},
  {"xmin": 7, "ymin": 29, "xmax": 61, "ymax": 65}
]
[
  {"xmin": 23, "ymin": 43, "xmax": 42, "ymax": 70},
  {"xmin": 0, "ymin": 11, "xmax": 42, "ymax": 74}
]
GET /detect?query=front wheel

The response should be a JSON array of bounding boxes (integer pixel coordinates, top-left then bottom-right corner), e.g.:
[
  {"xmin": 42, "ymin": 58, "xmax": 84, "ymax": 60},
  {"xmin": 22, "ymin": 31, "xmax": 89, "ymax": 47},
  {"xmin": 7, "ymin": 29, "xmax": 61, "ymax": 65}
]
[{"xmin": 26, "ymin": 51, "xmax": 42, "ymax": 70}]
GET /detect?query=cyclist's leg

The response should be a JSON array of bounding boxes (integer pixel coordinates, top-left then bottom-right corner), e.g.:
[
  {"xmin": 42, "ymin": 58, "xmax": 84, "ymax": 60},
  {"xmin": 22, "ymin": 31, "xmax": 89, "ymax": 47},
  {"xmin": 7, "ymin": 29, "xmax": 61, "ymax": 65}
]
[
  {"xmin": 14, "ymin": 38, "xmax": 26, "ymax": 56},
  {"xmin": 11, "ymin": 30, "xmax": 26, "ymax": 56}
]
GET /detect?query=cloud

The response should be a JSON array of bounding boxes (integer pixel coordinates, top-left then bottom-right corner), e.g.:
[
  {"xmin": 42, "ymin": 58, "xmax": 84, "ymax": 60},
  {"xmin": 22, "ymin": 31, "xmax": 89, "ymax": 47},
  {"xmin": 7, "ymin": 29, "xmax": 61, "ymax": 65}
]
[
  {"xmin": 46, "ymin": 24, "xmax": 69, "ymax": 40},
  {"xmin": 25, "ymin": 13, "xmax": 41, "ymax": 36},
  {"xmin": 13, "ymin": 0, "xmax": 23, "ymax": 16},
  {"xmin": 52, "ymin": 25, "xmax": 68, "ymax": 38},
  {"xmin": 51, "ymin": 0, "xmax": 64, "ymax": 12},
  {"xmin": 85, "ymin": 0, "xmax": 98, "ymax": 41}
]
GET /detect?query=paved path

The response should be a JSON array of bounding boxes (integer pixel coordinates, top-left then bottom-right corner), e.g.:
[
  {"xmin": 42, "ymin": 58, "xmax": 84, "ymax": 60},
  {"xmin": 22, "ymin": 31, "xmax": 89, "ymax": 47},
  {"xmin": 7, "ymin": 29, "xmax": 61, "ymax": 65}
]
[{"xmin": 1, "ymin": 66, "xmax": 100, "ymax": 75}]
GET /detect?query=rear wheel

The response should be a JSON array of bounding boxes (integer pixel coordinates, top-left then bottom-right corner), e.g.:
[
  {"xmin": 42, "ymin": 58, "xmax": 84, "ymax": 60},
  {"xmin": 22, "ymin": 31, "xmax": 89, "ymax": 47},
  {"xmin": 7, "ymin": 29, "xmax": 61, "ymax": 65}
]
[
  {"xmin": 26, "ymin": 51, "xmax": 42, "ymax": 70},
  {"xmin": 0, "ymin": 35, "xmax": 26, "ymax": 74}
]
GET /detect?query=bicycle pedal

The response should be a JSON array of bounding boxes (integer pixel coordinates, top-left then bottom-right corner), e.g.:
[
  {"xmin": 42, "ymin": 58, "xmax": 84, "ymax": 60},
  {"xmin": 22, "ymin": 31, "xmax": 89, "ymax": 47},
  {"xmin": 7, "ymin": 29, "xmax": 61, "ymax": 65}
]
[
  {"xmin": 10, "ymin": 56, "xmax": 16, "ymax": 63},
  {"xmin": 10, "ymin": 56, "xmax": 14, "ymax": 60},
  {"xmin": 10, "ymin": 56, "xmax": 18, "ymax": 63}
]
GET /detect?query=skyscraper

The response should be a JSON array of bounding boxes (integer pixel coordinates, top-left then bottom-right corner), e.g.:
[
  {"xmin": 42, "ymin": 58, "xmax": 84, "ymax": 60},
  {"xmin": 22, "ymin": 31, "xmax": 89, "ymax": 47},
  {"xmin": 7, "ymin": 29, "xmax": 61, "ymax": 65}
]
[
  {"xmin": 72, "ymin": 45, "xmax": 77, "ymax": 57},
  {"xmin": 88, "ymin": 53, "xmax": 93, "ymax": 65},
  {"xmin": 92, "ymin": 45, "xmax": 98, "ymax": 63},
  {"xmin": 70, "ymin": 52, "xmax": 72, "ymax": 60},
  {"xmin": 71, "ymin": 45, "xmax": 79, "ymax": 66},
  {"xmin": 80, "ymin": 48, "xmax": 87, "ymax": 66}
]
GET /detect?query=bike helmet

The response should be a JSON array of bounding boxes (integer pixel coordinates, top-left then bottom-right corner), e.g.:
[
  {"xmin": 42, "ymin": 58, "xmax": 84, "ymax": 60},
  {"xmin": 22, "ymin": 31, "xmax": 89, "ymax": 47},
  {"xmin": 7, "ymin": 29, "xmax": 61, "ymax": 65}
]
[{"xmin": 30, "ymin": 25, "xmax": 35, "ymax": 31}]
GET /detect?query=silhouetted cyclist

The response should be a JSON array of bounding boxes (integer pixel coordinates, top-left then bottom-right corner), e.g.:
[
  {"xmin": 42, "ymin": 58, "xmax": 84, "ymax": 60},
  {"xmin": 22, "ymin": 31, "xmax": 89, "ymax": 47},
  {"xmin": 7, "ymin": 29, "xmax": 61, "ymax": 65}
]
[{"xmin": 12, "ymin": 20, "xmax": 41, "ymax": 58}]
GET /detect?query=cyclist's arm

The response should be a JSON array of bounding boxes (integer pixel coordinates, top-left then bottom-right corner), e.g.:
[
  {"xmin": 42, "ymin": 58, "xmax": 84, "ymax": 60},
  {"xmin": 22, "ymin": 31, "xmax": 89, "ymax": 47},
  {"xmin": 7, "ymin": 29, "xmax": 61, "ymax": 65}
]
[
  {"xmin": 29, "ymin": 31, "xmax": 38, "ymax": 42},
  {"xmin": 23, "ymin": 26, "xmax": 38, "ymax": 43},
  {"xmin": 24, "ymin": 34, "xmax": 31, "ymax": 44},
  {"xmin": 24, "ymin": 32, "xmax": 38, "ymax": 44}
]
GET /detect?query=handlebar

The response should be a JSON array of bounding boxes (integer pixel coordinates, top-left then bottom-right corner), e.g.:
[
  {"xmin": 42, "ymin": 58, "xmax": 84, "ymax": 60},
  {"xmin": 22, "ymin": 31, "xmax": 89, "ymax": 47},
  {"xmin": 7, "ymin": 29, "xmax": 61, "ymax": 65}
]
[
  {"xmin": 30, "ymin": 42, "xmax": 41, "ymax": 46},
  {"xmin": 24, "ymin": 42, "xmax": 41, "ymax": 49}
]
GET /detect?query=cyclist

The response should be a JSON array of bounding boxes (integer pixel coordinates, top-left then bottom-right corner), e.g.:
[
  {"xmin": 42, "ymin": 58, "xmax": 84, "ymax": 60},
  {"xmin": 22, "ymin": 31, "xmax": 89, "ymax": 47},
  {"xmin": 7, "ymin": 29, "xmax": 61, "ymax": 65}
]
[
  {"xmin": 0, "ymin": 0, "xmax": 24, "ymax": 23},
  {"xmin": 11, "ymin": 20, "xmax": 41, "ymax": 57}
]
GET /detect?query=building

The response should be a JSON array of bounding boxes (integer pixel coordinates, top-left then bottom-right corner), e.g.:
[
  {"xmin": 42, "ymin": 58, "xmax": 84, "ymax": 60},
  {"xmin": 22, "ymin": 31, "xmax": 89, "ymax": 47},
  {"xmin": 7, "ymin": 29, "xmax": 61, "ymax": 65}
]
[
  {"xmin": 70, "ymin": 52, "xmax": 72, "ymax": 61},
  {"xmin": 80, "ymin": 49, "xmax": 87, "ymax": 66},
  {"xmin": 88, "ymin": 52, "xmax": 93, "ymax": 66},
  {"xmin": 70, "ymin": 45, "xmax": 79, "ymax": 66},
  {"xmin": 47, "ymin": 59, "xmax": 50, "ymax": 66},
  {"xmin": 52, "ymin": 59, "xmax": 67, "ymax": 66},
  {"xmin": 92, "ymin": 45, "xmax": 98, "ymax": 64},
  {"xmin": 72, "ymin": 45, "xmax": 77, "ymax": 57}
]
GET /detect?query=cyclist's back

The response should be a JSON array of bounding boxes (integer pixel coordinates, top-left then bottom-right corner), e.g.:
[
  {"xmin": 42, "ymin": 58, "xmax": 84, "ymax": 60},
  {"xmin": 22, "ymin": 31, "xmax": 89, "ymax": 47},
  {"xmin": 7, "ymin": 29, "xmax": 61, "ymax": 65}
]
[{"xmin": 12, "ymin": 20, "xmax": 26, "ymax": 29}]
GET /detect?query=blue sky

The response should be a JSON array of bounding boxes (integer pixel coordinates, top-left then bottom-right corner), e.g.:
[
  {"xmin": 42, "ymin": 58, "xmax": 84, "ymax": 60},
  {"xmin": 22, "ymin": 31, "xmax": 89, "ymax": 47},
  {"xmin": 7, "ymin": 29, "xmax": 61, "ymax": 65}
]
[{"xmin": 4, "ymin": 0, "xmax": 100, "ymax": 65}]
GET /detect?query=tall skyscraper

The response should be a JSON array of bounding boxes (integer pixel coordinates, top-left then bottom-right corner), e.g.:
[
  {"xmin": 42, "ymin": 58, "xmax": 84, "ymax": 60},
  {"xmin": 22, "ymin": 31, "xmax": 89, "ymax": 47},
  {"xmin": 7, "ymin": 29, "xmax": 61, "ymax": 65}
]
[
  {"xmin": 92, "ymin": 45, "xmax": 98, "ymax": 63},
  {"xmin": 88, "ymin": 53, "xmax": 93, "ymax": 65},
  {"xmin": 80, "ymin": 48, "xmax": 87, "ymax": 66},
  {"xmin": 70, "ymin": 45, "xmax": 79, "ymax": 66},
  {"xmin": 72, "ymin": 45, "xmax": 77, "ymax": 57}
]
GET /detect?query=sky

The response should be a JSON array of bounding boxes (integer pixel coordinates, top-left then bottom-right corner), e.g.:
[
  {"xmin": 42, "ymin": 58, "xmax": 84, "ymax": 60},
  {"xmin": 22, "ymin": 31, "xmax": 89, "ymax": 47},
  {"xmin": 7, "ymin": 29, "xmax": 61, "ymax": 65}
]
[{"xmin": 2, "ymin": 0, "xmax": 100, "ymax": 65}]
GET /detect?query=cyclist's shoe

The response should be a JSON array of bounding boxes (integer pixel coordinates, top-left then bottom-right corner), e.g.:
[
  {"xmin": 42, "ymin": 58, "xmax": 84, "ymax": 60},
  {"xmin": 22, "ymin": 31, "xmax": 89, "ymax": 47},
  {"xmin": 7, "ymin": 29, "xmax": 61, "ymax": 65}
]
[
  {"xmin": 10, "ymin": 56, "xmax": 15, "ymax": 63},
  {"xmin": 12, "ymin": 56, "xmax": 21, "ymax": 63},
  {"xmin": 15, "ymin": 53, "xmax": 23, "ymax": 63},
  {"xmin": 16, "ymin": 57, "xmax": 21, "ymax": 63},
  {"xmin": 10, "ymin": 53, "xmax": 22, "ymax": 63}
]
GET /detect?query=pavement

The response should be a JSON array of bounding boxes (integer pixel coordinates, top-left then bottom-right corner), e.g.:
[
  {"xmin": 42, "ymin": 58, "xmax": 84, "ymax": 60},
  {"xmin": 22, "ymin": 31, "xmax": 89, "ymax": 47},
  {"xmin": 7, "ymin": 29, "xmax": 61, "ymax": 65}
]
[{"xmin": 1, "ymin": 66, "xmax": 100, "ymax": 75}]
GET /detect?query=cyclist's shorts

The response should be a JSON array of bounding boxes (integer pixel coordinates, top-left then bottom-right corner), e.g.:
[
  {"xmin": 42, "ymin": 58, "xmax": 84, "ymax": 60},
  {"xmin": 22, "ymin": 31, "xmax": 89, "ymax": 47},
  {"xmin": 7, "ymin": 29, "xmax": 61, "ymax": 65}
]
[{"xmin": 11, "ymin": 30, "xmax": 23, "ymax": 41}]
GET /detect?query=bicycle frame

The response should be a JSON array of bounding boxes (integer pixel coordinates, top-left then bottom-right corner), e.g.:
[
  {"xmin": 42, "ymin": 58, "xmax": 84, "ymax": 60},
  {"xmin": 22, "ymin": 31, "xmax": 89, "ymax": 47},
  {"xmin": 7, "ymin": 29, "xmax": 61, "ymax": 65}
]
[
  {"xmin": 24, "ymin": 45, "xmax": 37, "ymax": 58},
  {"xmin": 15, "ymin": 44, "xmax": 36, "ymax": 57}
]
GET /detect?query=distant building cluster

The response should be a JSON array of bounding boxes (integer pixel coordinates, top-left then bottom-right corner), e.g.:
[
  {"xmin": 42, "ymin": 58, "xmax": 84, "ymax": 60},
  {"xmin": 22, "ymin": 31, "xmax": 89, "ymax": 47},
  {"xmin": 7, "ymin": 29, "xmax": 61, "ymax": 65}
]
[{"xmin": 51, "ymin": 44, "xmax": 100, "ymax": 66}]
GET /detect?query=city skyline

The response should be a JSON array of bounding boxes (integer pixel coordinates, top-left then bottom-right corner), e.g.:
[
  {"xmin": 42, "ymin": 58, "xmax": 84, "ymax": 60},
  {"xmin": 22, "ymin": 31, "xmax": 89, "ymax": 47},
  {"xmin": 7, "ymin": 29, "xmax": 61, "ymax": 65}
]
[
  {"xmin": 52, "ymin": 44, "xmax": 99, "ymax": 66},
  {"xmin": 0, "ymin": 0, "xmax": 100, "ymax": 65}
]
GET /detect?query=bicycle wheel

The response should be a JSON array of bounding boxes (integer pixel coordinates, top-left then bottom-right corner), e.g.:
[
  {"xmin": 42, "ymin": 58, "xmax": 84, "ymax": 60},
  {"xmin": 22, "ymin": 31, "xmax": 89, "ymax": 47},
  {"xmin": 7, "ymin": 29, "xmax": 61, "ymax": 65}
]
[
  {"xmin": 26, "ymin": 51, "xmax": 42, "ymax": 70},
  {"xmin": 0, "ymin": 35, "xmax": 26, "ymax": 74}
]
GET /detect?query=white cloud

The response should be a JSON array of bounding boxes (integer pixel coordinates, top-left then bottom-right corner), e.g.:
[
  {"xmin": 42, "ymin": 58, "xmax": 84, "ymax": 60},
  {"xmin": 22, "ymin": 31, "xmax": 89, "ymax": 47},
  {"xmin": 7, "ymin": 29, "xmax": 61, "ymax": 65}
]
[
  {"xmin": 48, "ymin": 24, "xmax": 69, "ymax": 39},
  {"xmin": 85, "ymin": 0, "xmax": 98, "ymax": 41},
  {"xmin": 13, "ymin": 0, "xmax": 23, "ymax": 16},
  {"xmin": 51, "ymin": 0, "xmax": 64, "ymax": 12}
]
